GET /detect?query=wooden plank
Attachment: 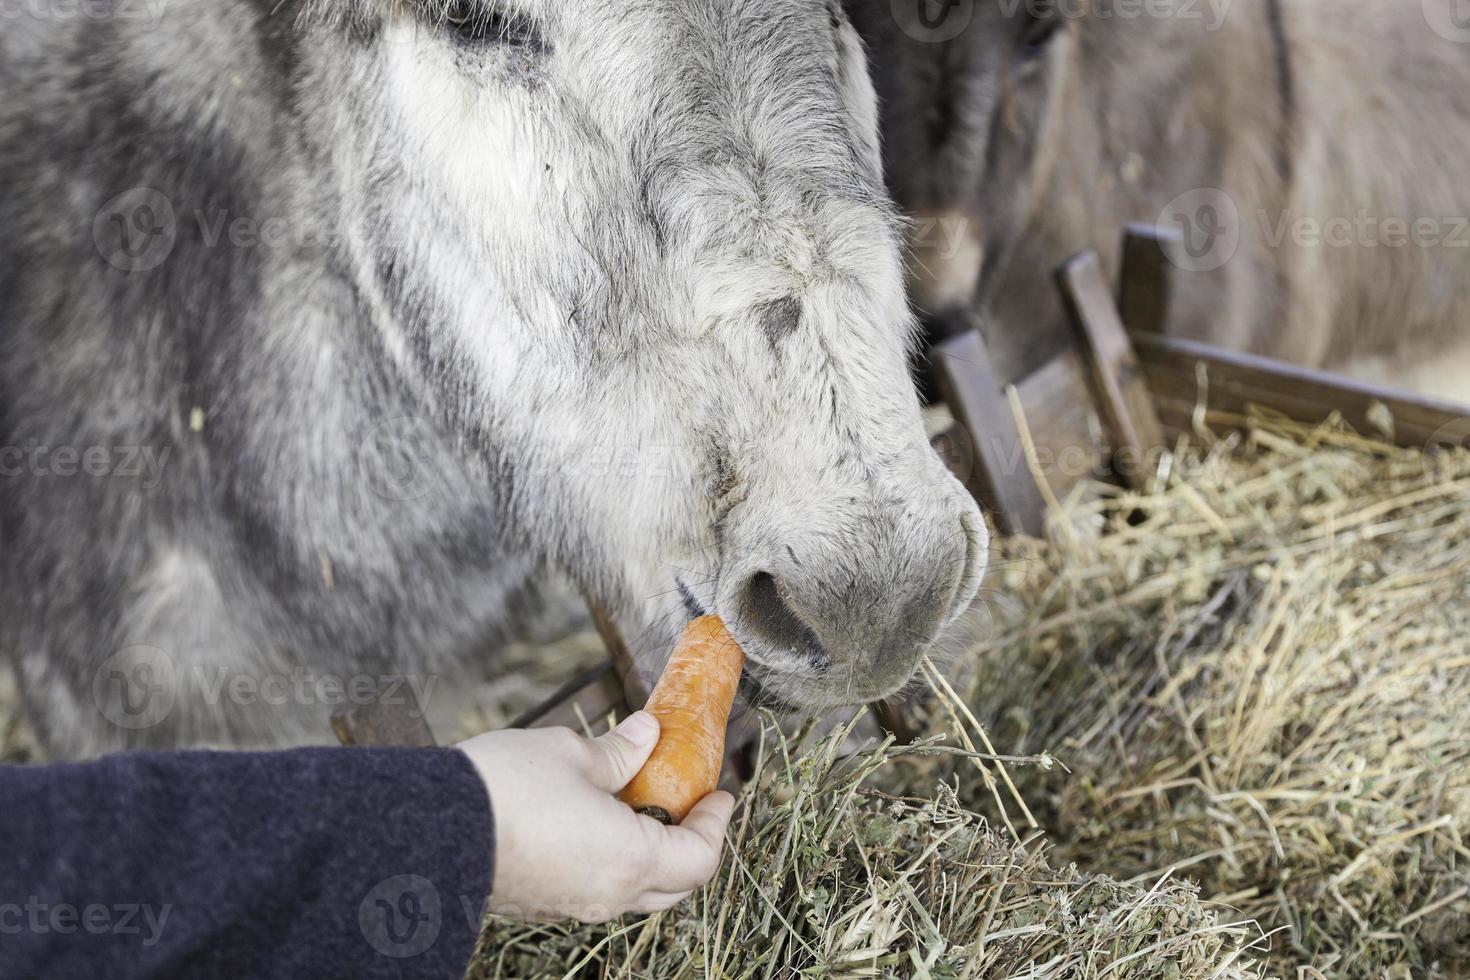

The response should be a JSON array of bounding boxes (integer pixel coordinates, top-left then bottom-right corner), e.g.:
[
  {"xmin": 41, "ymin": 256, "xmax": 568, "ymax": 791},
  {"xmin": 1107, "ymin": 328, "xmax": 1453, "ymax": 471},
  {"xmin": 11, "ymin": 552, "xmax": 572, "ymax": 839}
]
[
  {"xmin": 1012, "ymin": 347, "xmax": 1108, "ymax": 503},
  {"xmin": 871, "ymin": 699, "xmax": 921, "ymax": 745},
  {"xmin": 1134, "ymin": 332, "xmax": 1470, "ymax": 448},
  {"xmin": 1118, "ymin": 223, "xmax": 1181, "ymax": 337},
  {"xmin": 1056, "ymin": 251, "xmax": 1168, "ymax": 490},
  {"xmin": 331, "ymin": 684, "xmax": 438, "ymax": 747},
  {"xmin": 587, "ymin": 596, "xmax": 649, "ymax": 710},
  {"xmin": 509, "ymin": 673, "xmax": 634, "ymax": 735},
  {"xmin": 508, "ymin": 662, "xmax": 614, "ymax": 729},
  {"xmin": 929, "ymin": 329, "xmax": 1048, "ymax": 537}
]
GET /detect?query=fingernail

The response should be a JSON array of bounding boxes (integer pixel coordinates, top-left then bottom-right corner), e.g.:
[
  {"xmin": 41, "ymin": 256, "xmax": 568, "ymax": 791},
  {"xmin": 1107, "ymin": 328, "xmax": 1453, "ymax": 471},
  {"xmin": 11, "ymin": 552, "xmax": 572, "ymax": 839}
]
[{"xmin": 615, "ymin": 711, "xmax": 659, "ymax": 747}]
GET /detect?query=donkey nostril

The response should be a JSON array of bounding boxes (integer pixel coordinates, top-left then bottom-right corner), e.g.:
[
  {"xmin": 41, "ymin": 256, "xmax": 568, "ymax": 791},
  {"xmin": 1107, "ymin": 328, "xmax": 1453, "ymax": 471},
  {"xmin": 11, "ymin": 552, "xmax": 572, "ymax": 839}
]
[
  {"xmin": 949, "ymin": 508, "xmax": 988, "ymax": 618},
  {"xmin": 738, "ymin": 571, "xmax": 828, "ymax": 667}
]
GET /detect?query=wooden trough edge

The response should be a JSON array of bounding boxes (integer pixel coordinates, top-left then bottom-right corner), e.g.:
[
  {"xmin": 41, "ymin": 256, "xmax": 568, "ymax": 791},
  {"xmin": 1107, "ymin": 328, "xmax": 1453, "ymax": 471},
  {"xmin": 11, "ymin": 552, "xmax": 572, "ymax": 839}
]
[
  {"xmin": 930, "ymin": 225, "xmax": 1470, "ymax": 539},
  {"xmin": 1134, "ymin": 332, "xmax": 1470, "ymax": 449}
]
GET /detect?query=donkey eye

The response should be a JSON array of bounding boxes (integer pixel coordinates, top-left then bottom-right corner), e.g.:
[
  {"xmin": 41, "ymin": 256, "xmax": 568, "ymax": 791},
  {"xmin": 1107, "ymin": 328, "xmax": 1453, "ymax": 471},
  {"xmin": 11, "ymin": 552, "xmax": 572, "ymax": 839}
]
[
  {"xmin": 1019, "ymin": 13, "xmax": 1062, "ymax": 61},
  {"xmin": 441, "ymin": 2, "xmax": 538, "ymax": 47}
]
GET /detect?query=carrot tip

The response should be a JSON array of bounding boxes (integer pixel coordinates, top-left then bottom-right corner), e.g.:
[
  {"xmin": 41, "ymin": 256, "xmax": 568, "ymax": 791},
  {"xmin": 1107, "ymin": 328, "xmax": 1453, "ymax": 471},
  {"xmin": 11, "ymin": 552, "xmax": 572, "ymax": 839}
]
[{"xmin": 634, "ymin": 805, "xmax": 674, "ymax": 825}]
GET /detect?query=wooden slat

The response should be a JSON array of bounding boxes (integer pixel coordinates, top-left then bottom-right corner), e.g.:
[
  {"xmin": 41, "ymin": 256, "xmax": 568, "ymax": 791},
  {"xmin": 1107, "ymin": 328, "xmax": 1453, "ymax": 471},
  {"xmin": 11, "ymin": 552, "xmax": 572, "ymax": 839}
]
[
  {"xmin": 509, "ymin": 662, "xmax": 614, "ymax": 729},
  {"xmin": 1056, "ymin": 251, "xmax": 1168, "ymax": 490},
  {"xmin": 1118, "ymin": 224, "xmax": 1181, "ymax": 337},
  {"xmin": 587, "ymin": 596, "xmax": 649, "ymax": 710},
  {"xmin": 331, "ymin": 684, "xmax": 438, "ymax": 747},
  {"xmin": 1012, "ymin": 347, "xmax": 1107, "ymax": 503},
  {"xmin": 929, "ymin": 329, "xmax": 1048, "ymax": 537},
  {"xmin": 871, "ymin": 699, "xmax": 922, "ymax": 745},
  {"xmin": 1134, "ymin": 333, "xmax": 1470, "ymax": 448}
]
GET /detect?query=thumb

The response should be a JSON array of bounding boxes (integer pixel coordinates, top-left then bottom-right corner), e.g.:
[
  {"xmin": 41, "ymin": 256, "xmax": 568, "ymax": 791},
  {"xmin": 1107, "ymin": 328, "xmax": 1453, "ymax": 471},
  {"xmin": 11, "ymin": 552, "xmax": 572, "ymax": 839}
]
[{"xmin": 585, "ymin": 710, "xmax": 660, "ymax": 793}]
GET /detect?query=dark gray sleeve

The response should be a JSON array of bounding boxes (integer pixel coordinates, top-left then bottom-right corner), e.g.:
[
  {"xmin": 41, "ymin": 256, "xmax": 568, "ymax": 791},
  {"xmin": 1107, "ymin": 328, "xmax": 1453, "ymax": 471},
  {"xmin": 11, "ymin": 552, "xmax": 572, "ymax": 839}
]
[{"xmin": 0, "ymin": 747, "xmax": 495, "ymax": 980}]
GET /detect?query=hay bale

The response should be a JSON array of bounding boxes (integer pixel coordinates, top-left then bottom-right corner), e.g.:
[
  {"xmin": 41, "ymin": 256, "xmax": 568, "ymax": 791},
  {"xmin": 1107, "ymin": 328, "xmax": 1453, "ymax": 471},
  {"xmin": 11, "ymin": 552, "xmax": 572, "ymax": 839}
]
[
  {"xmin": 948, "ymin": 417, "xmax": 1470, "ymax": 976},
  {"xmin": 469, "ymin": 719, "xmax": 1262, "ymax": 978}
]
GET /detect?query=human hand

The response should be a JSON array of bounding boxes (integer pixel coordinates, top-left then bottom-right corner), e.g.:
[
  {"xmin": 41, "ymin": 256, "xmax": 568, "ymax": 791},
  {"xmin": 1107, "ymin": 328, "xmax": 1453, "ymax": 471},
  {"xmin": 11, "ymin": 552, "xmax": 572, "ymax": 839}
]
[{"xmin": 456, "ymin": 712, "xmax": 735, "ymax": 923}]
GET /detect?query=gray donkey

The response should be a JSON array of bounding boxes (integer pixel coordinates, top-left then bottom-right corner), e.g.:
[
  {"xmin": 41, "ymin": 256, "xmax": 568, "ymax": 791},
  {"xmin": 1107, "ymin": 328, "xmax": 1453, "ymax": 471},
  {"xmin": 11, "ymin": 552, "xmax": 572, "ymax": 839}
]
[
  {"xmin": 0, "ymin": 0, "xmax": 987, "ymax": 757},
  {"xmin": 848, "ymin": 0, "xmax": 1470, "ymax": 398}
]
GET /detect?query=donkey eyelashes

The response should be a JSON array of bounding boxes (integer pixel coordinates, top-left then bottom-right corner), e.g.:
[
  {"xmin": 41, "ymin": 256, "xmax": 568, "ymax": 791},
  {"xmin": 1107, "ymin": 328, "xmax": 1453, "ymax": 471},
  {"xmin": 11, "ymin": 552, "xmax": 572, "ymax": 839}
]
[{"xmin": 439, "ymin": 0, "xmax": 542, "ymax": 49}]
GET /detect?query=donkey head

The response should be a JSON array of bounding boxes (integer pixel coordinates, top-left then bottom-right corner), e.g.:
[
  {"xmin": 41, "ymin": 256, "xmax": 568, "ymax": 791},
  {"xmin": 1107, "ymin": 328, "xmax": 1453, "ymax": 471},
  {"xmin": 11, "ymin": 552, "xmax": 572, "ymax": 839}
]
[{"xmin": 312, "ymin": 0, "xmax": 987, "ymax": 708}]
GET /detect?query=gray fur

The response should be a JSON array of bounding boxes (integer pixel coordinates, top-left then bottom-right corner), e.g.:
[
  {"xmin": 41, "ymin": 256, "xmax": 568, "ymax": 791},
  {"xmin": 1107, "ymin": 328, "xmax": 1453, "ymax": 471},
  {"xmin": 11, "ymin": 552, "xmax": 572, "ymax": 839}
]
[
  {"xmin": 848, "ymin": 0, "xmax": 1470, "ymax": 396},
  {"xmin": 0, "ymin": 0, "xmax": 986, "ymax": 757}
]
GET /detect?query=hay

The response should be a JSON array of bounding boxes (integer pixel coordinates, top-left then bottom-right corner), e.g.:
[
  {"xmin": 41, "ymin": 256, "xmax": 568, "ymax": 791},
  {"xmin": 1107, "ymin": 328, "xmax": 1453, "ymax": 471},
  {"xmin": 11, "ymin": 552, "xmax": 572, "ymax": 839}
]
[
  {"xmin": 471, "ymin": 413, "xmax": 1469, "ymax": 978},
  {"xmin": 2, "ymin": 411, "xmax": 1465, "ymax": 977},
  {"xmin": 468, "ymin": 716, "xmax": 1262, "ymax": 979},
  {"xmin": 944, "ymin": 414, "xmax": 1470, "ymax": 976}
]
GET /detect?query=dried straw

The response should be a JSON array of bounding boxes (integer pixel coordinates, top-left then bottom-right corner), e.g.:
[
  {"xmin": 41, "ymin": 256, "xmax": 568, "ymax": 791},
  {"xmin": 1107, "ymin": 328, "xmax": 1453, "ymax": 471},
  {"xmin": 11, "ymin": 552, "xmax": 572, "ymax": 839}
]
[
  {"xmin": 472, "ymin": 412, "xmax": 1469, "ymax": 978},
  {"xmin": 945, "ymin": 414, "xmax": 1470, "ymax": 977},
  {"xmin": 469, "ymin": 714, "xmax": 1262, "ymax": 979},
  {"xmin": 2, "ymin": 411, "xmax": 1463, "ymax": 977}
]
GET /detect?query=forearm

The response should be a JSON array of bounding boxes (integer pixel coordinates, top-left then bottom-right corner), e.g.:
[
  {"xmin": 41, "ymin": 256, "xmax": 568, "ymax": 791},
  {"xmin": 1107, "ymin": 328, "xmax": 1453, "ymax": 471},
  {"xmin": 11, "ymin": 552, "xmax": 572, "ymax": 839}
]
[{"xmin": 0, "ymin": 747, "xmax": 494, "ymax": 980}]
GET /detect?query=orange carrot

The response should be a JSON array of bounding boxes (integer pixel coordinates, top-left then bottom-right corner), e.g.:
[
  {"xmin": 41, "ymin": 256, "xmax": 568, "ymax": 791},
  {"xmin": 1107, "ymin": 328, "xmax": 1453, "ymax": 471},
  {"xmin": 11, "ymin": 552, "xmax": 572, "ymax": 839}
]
[{"xmin": 618, "ymin": 615, "xmax": 746, "ymax": 824}]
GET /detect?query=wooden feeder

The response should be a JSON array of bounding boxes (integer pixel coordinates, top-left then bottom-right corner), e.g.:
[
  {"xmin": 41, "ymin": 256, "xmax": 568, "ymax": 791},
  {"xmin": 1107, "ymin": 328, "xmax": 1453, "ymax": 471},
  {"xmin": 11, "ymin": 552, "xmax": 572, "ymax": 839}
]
[{"xmin": 928, "ymin": 224, "xmax": 1470, "ymax": 539}]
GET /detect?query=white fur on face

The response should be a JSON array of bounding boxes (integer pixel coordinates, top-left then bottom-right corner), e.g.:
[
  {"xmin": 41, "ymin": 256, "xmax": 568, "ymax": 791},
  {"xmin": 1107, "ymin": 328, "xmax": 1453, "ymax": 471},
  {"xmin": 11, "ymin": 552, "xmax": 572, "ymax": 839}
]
[{"xmin": 350, "ymin": 0, "xmax": 987, "ymax": 705}]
